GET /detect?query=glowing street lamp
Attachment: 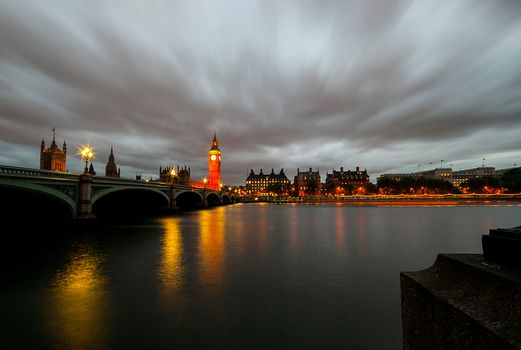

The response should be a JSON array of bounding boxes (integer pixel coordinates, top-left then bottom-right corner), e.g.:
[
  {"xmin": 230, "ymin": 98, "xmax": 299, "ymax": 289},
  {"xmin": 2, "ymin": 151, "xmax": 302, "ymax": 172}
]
[
  {"xmin": 203, "ymin": 177, "xmax": 207, "ymax": 189},
  {"xmin": 170, "ymin": 168, "xmax": 177, "ymax": 183},
  {"xmin": 79, "ymin": 145, "xmax": 94, "ymax": 174}
]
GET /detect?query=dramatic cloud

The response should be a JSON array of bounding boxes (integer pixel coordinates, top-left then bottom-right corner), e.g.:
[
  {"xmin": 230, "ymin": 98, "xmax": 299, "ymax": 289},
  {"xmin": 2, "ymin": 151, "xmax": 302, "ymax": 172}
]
[{"xmin": 1, "ymin": 0, "xmax": 520, "ymax": 183}]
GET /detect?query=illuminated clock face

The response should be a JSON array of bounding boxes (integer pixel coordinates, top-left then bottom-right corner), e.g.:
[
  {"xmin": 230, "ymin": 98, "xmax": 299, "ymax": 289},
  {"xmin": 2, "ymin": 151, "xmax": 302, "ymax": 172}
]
[
  {"xmin": 210, "ymin": 154, "xmax": 217, "ymax": 161},
  {"xmin": 219, "ymin": 156, "xmax": 221, "ymax": 161}
]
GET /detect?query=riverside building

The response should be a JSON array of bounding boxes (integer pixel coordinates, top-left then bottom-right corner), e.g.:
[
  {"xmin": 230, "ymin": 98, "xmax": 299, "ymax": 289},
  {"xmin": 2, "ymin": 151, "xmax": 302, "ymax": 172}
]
[
  {"xmin": 294, "ymin": 168, "xmax": 321, "ymax": 196},
  {"xmin": 325, "ymin": 166, "xmax": 369, "ymax": 194},
  {"xmin": 378, "ymin": 166, "xmax": 499, "ymax": 188},
  {"xmin": 245, "ymin": 169, "xmax": 290, "ymax": 196}
]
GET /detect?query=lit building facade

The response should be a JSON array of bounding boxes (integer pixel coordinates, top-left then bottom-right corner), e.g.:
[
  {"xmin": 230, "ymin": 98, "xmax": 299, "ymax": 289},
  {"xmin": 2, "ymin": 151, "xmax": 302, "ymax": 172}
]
[
  {"xmin": 378, "ymin": 166, "xmax": 498, "ymax": 188},
  {"xmin": 40, "ymin": 130, "xmax": 66, "ymax": 172},
  {"xmin": 325, "ymin": 166, "xmax": 369, "ymax": 194},
  {"xmin": 245, "ymin": 168, "xmax": 290, "ymax": 196},
  {"xmin": 208, "ymin": 133, "xmax": 221, "ymax": 190},
  {"xmin": 294, "ymin": 168, "xmax": 321, "ymax": 196},
  {"xmin": 450, "ymin": 167, "xmax": 496, "ymax": 188},
  {"xmin": 105, "ymin": 146, "xmax": 120, "ymax": 178}
]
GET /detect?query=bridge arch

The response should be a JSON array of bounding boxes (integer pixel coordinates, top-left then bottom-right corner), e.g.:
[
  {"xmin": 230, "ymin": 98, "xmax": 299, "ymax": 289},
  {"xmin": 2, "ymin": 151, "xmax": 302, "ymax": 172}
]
[
  {"xmin": 92, "ymin": 187, "xmax": 170, "ymax": 218},
  {"xmin": 0, "ymin": 181, "xmax": 77, "ymax": 219},
  {"xmin": 222, "ymin": 194, "xmax": 231, "ymax": 204},
  {"xmin": 206, "ymin": 192, "xmax": 221, "ymax": 206},
  {"xmin": 92, "ymin": 186, "xmax": 170, "ymax": 205},
  {"xmin": 175, "ymin": 190, "xmax": 204, "ymax": 210}
]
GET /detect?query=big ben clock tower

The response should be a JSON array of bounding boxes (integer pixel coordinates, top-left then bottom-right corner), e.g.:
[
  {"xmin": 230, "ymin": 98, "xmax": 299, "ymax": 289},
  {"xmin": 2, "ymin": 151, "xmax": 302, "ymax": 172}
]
[{"xmin": 208, "ymin": 133, "xmax": 221, "ymax": 190}]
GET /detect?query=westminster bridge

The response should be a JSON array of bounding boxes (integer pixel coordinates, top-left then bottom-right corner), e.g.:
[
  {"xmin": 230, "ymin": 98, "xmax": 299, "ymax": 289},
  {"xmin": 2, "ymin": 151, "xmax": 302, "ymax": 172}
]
[{"xmin": 0, "ymin": 165, "xmax": 235, "ymax": 219}]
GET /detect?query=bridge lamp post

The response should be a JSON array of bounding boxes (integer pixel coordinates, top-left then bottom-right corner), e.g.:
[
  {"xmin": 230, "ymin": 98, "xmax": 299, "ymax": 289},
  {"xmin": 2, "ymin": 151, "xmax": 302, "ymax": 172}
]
[
  {"xmin": 203, "ymin": 177, "xmax": 207, "ymax": 189},
  {"xmin": 80, "ymin": 145, "xmax": 94, "ymax": 174}
]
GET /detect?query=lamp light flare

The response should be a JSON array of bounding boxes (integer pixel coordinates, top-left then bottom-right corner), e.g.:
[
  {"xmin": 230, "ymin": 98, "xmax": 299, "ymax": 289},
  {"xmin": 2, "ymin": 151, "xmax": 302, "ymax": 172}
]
[{"xmin": 78, "ymin": 145, "xmax": 95, "ymax": 160}]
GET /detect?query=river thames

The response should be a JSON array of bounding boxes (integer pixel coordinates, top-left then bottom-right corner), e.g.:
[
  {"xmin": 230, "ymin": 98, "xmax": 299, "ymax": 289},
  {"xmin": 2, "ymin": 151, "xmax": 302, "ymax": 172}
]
[{"xmin": 2, "ymin": 202, "xmax": 520, "ymax": 349}]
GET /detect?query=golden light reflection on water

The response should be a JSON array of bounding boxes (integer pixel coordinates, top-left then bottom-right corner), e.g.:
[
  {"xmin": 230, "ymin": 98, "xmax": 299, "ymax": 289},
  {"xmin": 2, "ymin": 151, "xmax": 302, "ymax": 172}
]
[
  {"xmin": 47, "ymin": 244, "xmax": 108, "ymax": 349},
  {"xmin": 199, "ymin": 208, "xmax": 226, "ymax": 291},
  {"xmin": 158, "ymin": 217, "xmax": 184, "ymax": 299}
]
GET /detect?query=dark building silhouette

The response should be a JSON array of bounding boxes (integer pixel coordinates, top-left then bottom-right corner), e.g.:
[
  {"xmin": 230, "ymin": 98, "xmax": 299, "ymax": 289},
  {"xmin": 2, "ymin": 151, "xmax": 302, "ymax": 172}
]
[
  {"xmin": 245, "ymin": 168, "xmax": 290, "ymax": 196},
  {"xmin": 294, "ymin": 168, "xmax": 321, "ymax": 196},
  {"xmin": 40, "ymin": 129, "xmax": 66, "ymax": 172},
  {"xmin": 105, "ymin": 146, "xmax": 120, "ymax": 178},
  {"xmin": 88, "ymin": 163, "xmax": 96, "ymax": 175}
]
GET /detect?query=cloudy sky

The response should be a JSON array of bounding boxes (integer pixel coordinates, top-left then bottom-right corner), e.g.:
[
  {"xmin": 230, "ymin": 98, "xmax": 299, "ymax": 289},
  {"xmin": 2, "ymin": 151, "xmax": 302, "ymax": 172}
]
[{"xmin": 1, "ymin": 0, "xmax": 520, "ymax": 184}]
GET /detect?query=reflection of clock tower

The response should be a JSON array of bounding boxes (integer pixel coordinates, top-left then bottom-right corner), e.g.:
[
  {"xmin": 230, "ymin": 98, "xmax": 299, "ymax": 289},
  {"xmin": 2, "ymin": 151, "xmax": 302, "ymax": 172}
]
[{"xmin": 208, "ymin": 133, "xmax": 221, "ymax": 190}]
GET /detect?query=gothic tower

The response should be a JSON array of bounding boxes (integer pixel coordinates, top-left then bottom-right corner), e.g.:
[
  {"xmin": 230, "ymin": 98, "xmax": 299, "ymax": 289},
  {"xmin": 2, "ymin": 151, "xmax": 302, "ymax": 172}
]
[
  {"xmin": 208, "ymin": 133, "xmax": 221, "ymax": 190},
  {"xmin": 40, "ymin": 129, "xmax": 67, "ymax": 172},
  {"xmin": 105, "ymin": 146, "xmax": 120, "ymax": 177}
]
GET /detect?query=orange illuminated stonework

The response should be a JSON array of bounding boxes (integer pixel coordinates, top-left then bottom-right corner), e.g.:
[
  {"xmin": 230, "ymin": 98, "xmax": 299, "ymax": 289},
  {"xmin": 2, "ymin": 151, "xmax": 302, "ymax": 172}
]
[
  {"xmin": 208, "ymin": 133, "xmax": 221, "ymax": 190},
  {"xmin": 40, "ymin": 129, "xmax": 67, "ymax": 172}
]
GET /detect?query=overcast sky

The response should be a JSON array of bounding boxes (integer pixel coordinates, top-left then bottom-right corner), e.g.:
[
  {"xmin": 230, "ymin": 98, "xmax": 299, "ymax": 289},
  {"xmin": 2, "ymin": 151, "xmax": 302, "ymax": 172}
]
[{"xmin": 1, "ymin": 0, "xmax": 520, "ymax": 184}]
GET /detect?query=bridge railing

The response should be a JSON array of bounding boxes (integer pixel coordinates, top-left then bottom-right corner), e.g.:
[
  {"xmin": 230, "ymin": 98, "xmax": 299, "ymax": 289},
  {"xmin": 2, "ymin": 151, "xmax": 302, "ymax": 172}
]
[
  {"xmin": 0, "ymin": 165, "xmax": 231, "ymax": 195},
  {"xmin": 0, "ymin": 165, "xmax": 80, "ymax": 180},
  {"xmin": 93, "ymin": 177, "xmax": 194, "ymax": 189}
]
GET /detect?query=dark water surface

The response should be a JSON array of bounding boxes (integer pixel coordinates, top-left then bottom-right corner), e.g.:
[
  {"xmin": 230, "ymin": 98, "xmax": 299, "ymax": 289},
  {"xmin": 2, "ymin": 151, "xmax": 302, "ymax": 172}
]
[{"xmin": 1, "ymin": 203, "xmax": 520, "ymax": 349}]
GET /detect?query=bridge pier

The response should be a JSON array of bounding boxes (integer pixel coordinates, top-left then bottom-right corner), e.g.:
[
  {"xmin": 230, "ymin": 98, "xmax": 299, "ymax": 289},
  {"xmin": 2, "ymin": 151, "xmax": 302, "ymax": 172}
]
[
  {"xmin": 169, "ymin": 186, "xmax": 178, "ymax": 211},
  {"xmin": 202, "ymin": 189, "xmax": 209, "ymax": 208},
  {"xmin": 78, "ymin": 174, "xmax": 96, "ymax": 219}
]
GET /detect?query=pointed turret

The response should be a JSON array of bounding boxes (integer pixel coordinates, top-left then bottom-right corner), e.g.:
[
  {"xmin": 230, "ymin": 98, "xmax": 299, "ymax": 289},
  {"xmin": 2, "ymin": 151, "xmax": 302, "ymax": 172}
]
[
  {"xmin": 210, "ymin": 132, "xmax": 219, "ymax": 151},
  {"xmin": 105, "ymin": 146, "xmax": 120, "ymax": 177}
]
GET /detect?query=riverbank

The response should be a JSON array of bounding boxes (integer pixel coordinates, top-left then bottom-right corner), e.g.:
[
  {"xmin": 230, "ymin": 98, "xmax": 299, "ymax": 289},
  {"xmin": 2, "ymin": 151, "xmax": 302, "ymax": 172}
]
[{"xmin": 238, "ymin": 194, "xmax": 521, "ymax": 206}]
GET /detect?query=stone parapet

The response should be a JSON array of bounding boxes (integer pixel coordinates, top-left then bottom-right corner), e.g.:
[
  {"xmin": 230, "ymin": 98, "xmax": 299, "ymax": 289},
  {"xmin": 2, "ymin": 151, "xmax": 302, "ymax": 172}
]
[{"xmin": 401, "ymin": 254, "xmax": 521, "ymax": 349}]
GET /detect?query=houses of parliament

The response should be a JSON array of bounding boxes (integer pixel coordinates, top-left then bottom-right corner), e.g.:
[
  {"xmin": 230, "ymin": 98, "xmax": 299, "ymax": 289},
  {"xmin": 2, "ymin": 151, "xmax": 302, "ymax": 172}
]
[
  {"xmin": 39, "ymin": 130, "xmax": 222, "ymax": 189},
  {"xmin": 40, "ymin": 130, "xmax": 120, "ymax": 177}
]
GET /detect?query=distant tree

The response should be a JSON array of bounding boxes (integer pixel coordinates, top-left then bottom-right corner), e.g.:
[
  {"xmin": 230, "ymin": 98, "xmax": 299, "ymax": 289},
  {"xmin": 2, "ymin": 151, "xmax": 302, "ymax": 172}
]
[
  {"xmin": 364, "ymin": 182, "xmax": 378, "ymax": 194},
  {"xmin": 460, "ymin": 176, "xmax": 501, "ymax": 194},
  {"xmin": 266, "ymin": 183, "xmax": 288, "ymax": 196},
  {"xmin": 501, "ymin": 168, "xmax": 521, "ymax": 193},
  {"xmin": 325, "ymin": 181, "xmax": 338, "ymax": 195},
  {"xmin": 377, "ymin": 177, "xmax": 397, "ymax": 195},
  {"xmin": 342, "ymin": 183, "xmax": 354, "ymax": 195},
  {"xmin": 377, "ymin": 176, "xmax": 458, "ymax": 195}
]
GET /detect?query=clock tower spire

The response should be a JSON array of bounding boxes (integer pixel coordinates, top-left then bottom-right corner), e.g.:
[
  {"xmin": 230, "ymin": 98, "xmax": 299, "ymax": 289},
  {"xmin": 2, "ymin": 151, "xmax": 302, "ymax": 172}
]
[{"xmin": 208, "ymin": 133, "xmax": 221, "ymax": 190}]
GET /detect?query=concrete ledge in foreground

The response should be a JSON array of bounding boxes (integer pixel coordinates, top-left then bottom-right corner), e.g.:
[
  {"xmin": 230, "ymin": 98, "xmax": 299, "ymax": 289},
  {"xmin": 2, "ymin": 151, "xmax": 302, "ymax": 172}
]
[{"xmin": 401, "ymin": 254, "xmax": 521, "ymax": 349}]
